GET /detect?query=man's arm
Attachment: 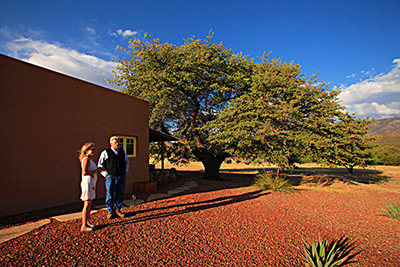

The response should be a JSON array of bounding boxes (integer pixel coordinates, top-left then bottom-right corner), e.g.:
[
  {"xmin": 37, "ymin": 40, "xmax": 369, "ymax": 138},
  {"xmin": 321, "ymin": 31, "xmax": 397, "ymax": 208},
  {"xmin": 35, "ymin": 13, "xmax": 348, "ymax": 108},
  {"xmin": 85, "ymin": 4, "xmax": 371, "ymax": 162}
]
[
  {"xmin": 98, "ymin": 150, "xmax": 109, "ymax": 177},
  {"xmin": 124, "ymin": 150, "xmax": 129, "ymax": 173}
]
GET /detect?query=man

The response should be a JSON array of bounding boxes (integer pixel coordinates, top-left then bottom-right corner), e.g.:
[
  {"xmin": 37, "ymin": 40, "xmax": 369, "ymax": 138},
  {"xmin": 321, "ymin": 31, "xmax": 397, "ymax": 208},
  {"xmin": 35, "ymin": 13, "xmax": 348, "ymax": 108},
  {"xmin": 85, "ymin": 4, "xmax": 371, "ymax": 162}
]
[{"xmin": 98, "ymin": 136, "xmax": 129, "ymax": 219}]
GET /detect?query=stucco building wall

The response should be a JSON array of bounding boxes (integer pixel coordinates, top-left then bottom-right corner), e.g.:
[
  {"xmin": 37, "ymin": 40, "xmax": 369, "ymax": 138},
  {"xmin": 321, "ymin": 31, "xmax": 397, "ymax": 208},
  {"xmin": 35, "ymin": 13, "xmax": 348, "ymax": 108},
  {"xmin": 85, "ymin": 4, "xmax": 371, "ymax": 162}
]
[{"xmin": 0, "ymin": 54, "xmax": 149, "ymax": 217}]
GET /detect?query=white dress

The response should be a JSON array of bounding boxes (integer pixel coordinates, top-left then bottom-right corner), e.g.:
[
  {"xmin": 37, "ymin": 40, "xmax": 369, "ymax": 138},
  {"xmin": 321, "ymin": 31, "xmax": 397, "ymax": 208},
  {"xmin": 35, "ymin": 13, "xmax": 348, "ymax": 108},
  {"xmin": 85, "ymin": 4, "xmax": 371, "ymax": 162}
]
[{"xmin": 80, "ymin": 157, "xmax": 98, "ymax": 201}]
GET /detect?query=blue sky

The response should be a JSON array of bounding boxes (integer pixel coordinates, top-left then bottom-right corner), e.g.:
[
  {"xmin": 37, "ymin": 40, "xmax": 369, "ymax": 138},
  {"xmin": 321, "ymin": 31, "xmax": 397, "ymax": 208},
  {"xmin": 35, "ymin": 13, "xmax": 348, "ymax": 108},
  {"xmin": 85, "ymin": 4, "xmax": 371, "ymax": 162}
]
[{"xmin": 1, "ymin": 0, "xmax": 399, "ymax": 119}]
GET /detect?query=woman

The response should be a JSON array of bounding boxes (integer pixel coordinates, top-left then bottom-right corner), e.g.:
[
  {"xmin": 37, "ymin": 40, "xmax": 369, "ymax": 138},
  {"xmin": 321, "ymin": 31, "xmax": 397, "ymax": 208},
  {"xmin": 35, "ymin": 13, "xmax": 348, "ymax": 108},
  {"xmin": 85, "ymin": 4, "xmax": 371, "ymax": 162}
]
[{"xmin": 78, "ymin": 142, "xmax": 104, "ymax": 231}]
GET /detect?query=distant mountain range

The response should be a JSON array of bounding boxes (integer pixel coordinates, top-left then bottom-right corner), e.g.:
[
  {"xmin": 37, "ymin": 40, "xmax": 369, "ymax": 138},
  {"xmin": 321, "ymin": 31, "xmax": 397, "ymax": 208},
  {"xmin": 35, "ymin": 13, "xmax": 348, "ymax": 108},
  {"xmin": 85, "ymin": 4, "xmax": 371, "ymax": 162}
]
[
  {"xmin": 368, "ymin": 116, "xmax": 400, "ymax": 146},
  {"xmin": 369, "ymin": 116, "xmax": 400, "ymax": 135}
]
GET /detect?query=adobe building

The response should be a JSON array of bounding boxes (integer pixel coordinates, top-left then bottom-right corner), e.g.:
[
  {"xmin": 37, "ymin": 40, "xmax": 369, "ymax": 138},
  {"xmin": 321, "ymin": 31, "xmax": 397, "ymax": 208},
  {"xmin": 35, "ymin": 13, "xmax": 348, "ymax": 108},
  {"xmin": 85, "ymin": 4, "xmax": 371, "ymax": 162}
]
[{"xmin": 0, "ymin": 54, "xmax": 150, "ymax": 217}]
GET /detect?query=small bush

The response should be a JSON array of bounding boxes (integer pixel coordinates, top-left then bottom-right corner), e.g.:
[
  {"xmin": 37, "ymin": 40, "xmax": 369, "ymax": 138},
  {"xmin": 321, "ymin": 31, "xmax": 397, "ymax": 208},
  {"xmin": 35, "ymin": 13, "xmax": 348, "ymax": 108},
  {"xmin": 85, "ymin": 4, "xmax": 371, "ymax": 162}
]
[
  {"xmin": 252, "ymin": 172, "xmax": 294, "ymax": 193},
  {"xmin": 378, "ymin": 202, "xmax": 400, "ymax": 221},
  {"xmin": 301, "ymin": 235, "xmax": 360, "ymax": 267}
]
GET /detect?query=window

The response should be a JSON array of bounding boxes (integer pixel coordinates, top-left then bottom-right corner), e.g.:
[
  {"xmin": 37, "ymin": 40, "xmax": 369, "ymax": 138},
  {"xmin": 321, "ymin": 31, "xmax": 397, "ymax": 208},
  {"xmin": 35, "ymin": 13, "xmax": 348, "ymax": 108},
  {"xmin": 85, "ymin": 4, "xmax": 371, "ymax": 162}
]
[{"xmin": 117, "ymin": 136, "xmax": 137, "ymax": 157}]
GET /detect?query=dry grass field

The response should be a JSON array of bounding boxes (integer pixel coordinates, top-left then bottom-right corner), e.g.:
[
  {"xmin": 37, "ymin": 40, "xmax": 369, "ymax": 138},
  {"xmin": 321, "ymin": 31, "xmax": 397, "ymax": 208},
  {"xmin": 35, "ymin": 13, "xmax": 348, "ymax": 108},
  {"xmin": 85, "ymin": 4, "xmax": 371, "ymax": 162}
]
[{"xmin": 152, "ymin": 160, "xmax": 400, "ymax": 195}]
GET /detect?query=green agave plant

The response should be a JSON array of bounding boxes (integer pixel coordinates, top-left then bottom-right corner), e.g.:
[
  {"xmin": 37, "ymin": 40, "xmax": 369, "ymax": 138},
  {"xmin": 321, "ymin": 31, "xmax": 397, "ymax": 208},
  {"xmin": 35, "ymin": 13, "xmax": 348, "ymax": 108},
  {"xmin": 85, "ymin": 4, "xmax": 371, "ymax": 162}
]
[
  {"xmin": 252, "ymin": 172, "xmax": 294, "ymax": 193},
  {"xmin": 301, "ymin": 235, "xmax": 360, "ymax": 267},
  {"xmin": 378, "ymin": 202, "xmax": 400, "ymax": 221}
]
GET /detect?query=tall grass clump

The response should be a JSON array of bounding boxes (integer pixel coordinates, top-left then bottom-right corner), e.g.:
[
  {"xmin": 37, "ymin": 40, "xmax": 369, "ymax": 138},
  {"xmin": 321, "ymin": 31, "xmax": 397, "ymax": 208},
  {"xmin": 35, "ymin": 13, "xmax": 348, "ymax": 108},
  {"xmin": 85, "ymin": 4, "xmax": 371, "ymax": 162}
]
[
  {"xmin": 252, "ymin": 171, "xmax": 294, "ymax": 193},
  {"xmin": 300, "ymin": 235, "xmax": 360, "ymax": 267},
  {"xmin": 378, "ymin": 202, "xmax": 400, "ymax": 221}
]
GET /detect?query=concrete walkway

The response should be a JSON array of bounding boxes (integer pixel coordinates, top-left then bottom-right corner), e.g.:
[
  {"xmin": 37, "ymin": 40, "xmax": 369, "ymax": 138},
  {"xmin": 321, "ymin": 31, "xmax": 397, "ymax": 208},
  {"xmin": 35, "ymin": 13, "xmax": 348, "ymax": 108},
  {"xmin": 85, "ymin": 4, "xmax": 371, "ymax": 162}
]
[
  {"xmin": 0, "ymin": 219, "xmax": 51, "ymax": 243},
  {"xmin": 0, "ymin": 181, "xmax": 198, "ymax": 243}
]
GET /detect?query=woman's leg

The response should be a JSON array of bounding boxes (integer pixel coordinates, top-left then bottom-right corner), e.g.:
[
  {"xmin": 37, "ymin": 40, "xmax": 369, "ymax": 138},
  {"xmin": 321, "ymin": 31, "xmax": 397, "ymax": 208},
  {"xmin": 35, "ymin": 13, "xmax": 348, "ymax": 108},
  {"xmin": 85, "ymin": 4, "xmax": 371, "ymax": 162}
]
[
  {"xmin": 86, "ymin": 201, "xmax": 95, "ymax": 227},
  {"xmin": 81, "ymin": 200, "xmax": 92, "ymax": 231}
]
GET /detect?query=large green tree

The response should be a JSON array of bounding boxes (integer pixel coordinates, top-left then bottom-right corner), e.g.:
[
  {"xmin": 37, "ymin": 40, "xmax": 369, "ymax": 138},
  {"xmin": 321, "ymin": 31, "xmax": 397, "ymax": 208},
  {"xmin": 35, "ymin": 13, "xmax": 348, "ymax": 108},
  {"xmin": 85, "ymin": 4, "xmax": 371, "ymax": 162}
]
[
  {"xmin": 110, "ymin": 33, "xmax": 373, "ymax": 178},
  {"xmin": 109, "ymin": 33, "xmax": 252, "ymax": 180},
  {"xmin": 207, "ymin": 56, "xmax": 374, "ymax": 173},
  {"xmin": 313, "ymin": 113, "xmax": 375, "ymax": 173},
  {"xmin": 208, "ymin": 56, "xmax": 331, "ymax": 168}
]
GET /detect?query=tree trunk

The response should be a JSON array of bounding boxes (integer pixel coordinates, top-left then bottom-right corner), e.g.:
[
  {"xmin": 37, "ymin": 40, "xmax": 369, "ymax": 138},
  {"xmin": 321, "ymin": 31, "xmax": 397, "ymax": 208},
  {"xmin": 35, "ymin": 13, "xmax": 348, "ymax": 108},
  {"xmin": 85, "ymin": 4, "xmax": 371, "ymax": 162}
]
[
  {"xmin": 192, "ymin": 149, "xmax": 226, "ymax": 180},
  {"xmin": 201, "ymin": 156, "xmax": 225, "ymax": 180},
  {"xmin": 346, "ymin": 165, "xmax": 354, "ymax": 174}
]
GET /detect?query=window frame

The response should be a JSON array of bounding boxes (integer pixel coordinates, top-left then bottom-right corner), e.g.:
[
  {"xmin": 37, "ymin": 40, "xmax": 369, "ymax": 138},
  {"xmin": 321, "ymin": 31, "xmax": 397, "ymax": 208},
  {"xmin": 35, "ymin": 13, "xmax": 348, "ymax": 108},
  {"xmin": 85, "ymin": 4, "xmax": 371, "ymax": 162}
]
[{"xmin": 117, "ymin": 135, "xmax": 137, "ymax": 158}]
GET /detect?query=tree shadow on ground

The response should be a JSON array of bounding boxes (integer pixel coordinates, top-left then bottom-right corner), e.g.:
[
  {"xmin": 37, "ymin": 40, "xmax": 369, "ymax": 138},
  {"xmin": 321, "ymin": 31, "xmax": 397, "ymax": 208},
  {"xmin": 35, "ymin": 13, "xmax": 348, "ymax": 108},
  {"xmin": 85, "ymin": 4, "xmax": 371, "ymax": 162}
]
[
  {"xmin": 153, "ymin": 171, "xmax": 258, "ymax": 194},
  {"xmin": 99, "ymin": 189, "xmax": 269, "ymax": 229},
  {"xmin": 0, "ymin": 171, "xmax": 256, "ymax": 228},
  {"xmin": 217, "ymin": 167, "xmax": 391, "ymax": 187},
  {"xmin": 1, "ymin": 167, "xmax": 392, "ymax": 227},
  {"xmin": 284, "ymin": 167, "xmax": 390, "ymax": 186}
]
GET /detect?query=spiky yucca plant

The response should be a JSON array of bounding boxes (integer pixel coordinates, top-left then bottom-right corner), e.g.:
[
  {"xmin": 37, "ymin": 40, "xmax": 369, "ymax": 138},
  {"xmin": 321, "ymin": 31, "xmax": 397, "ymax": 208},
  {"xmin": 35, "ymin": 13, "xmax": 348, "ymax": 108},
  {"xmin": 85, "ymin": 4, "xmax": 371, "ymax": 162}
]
[
  {"xmin": 252, "ymin": 172, "xmax": 294, "ymax": 193},
  {"xmin": 379, "ymin": 202, "xmax": 400, "ymax": 221},
  {"xmin": 301, "ymin": 235, "xmax": 360, "ymax": 267}
]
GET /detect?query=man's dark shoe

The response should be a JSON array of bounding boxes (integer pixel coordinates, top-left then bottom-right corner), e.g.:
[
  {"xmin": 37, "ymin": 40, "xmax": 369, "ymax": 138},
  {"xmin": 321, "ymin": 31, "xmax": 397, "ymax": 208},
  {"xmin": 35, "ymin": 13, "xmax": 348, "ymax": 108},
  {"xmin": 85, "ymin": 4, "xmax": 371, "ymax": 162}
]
[
  {"xmin": 106, "ymin": 212, "xmax": 113, "ymax": 220},
  {"xmin": 115, "ymin": 209, "xmax": 125, "ymax": 218}
]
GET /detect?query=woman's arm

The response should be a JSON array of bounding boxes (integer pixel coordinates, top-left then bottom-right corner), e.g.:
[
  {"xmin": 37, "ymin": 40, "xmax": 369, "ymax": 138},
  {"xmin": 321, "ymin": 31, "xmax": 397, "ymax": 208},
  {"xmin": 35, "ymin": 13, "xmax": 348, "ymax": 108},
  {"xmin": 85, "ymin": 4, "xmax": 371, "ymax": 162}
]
[
  {"xmin": 82, "ymin": 158, "xmax": 104, "ymax": 176},
  {"xmin": 82, "ymin": 157, "xmax": 92, "ymax": 177}
]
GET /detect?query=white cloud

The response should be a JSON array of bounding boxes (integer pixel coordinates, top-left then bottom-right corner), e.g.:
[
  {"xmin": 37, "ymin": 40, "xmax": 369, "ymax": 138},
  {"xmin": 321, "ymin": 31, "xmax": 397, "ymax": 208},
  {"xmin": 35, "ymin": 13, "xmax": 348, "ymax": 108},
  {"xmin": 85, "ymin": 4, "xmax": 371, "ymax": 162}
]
[
  {"xmin": 4, "ymin": 37, "xmax": 117, "ymax": 88},
  {"xmin": 339, "ymin": 59, "xmax": 400, "ymax": 119},
  {"xmin": 113, "ymin": 29, "xmax": 138, "ymax": 37},
  {"xmin": 0, "ymin": 26, "xmax": 14, "ymax": 39},
  {"xmin": 371, "ymin": 102, "xmax": 400, "ymax": 115},
  {"xmin": 86, "ymin": 27, "xmax": 96, "ymax": 35},
  {"xmin": 345, "ymin": 102, "xmax": 400, "ymax": 117}
]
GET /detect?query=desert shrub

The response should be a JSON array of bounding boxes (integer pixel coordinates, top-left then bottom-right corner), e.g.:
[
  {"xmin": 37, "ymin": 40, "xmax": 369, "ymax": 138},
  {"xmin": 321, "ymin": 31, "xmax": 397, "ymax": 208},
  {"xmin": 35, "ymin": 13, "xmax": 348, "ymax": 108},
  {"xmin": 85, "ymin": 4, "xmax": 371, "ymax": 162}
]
[
  {"xmin": 301, "ymin": 235, "xmax": 360, "ymax": 267},
  {"xmin": 378, "ymin": 202, "xmax": 400, "ymax": 221},
  {"xmin": 252, "ymin": 171, "xmax": 294, "ymax": 193}
]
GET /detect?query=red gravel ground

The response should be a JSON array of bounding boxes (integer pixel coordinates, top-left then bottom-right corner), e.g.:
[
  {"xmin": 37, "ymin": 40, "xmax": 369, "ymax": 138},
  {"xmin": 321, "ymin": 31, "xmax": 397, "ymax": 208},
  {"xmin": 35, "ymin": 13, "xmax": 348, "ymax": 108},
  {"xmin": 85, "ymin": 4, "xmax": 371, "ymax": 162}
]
[{"xmin": 1, "ymin": 179, "xmax": 399, "ymax": 266}]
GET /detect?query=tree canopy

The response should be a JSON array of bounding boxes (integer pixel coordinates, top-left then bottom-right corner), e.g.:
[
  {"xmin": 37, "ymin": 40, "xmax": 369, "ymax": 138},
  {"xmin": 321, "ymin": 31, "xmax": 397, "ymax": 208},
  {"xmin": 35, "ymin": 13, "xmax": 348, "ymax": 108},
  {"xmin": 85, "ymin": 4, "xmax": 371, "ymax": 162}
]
[
  {"xmin": 109, "ymin": 33, "xmax": 373, "ymax": 178},
  {"xmin": 109, "ymin": 33, "xmax": 252, "ymax": 179}
]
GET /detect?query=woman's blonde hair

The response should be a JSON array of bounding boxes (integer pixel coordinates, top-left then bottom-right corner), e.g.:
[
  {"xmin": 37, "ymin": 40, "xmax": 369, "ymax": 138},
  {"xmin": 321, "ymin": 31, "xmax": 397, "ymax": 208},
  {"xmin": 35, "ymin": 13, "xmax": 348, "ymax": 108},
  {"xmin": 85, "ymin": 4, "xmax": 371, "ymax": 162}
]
[{"xmin": 78, "ymin": 142, "xmax": 95, "ymax": 163}]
